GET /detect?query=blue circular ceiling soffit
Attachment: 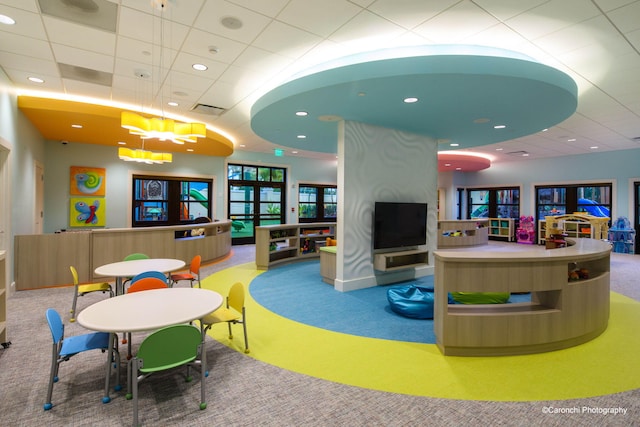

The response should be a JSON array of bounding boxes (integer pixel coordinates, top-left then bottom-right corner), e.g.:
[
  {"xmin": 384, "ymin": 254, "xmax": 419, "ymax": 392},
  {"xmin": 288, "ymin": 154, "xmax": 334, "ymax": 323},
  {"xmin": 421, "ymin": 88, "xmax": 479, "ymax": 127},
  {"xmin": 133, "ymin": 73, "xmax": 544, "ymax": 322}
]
[{"xmin": 251, "ymin": 45, "xmax": 577, "ymax": 154}]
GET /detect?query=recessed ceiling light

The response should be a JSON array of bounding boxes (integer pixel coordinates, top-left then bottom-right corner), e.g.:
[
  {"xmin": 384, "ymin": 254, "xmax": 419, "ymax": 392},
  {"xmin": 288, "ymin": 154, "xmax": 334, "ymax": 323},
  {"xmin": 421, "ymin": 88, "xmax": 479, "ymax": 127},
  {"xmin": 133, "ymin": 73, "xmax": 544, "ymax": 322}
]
[
  {"xmin": 590, "ymin": 146, "xmax": 599, "ymax": 149},
  {"xmin": 71, "ymin": 124, "xmax": 83, "ymax": 128},
  {"xmin": 187, "ymin": 148, "xmax": 194, "ymax": 152},
  {"xmin": 450, "ymin": 143, "xmax": 459, "ymax": 147},
  {"xmin": 473, "ymin": 118, "xmax": 490, "ymax": 124},
  {"xmin": 118, "ymin": 141, "xmax": 126, "ymax": 145},
  {"xmin": 292, "ymin": 151, "xmax": 299, "ymax": 154},
  {"xmin": 295, "ymin": 111, "xmax": 308, "ymax": 117},
  {"xmin": 541, "ymin": 128, "xmax": 548, "ymax": 132},
  {"xmin": 455, "ymin": 167, "xmax": 462, "ymax": 171},
  {"xmin": 403, "ymin": 97, "xmax": 418, "ymax": 103},
  {"xmin": 0, "ymin": 14, "xmax": 15, "ymax": 25},
  {"xmin": 192, "ymin": 63, "xmax": 208, "ymax": 71},
  {"xmin": 167, "ymin": 101, "xmax": 178, "ymax": 107},
  {"xmin": 28, "ymin": 77, "xmax": 44, "ymax": 83},
  {"xmin": 297, "ymin": 135, "xmax": 306, "ymax": 139},
  {"xmin": 496, "ymin": 148, "xmax": 503, "ymax": 151},
  {"xmin": 567, "ymin": 138, "xmax": 576, "ymax": 142},
  {"xmin": 494, "ymin": 125, "xmax": 506, "ymax": 129},
  {"xmin": 357, "ymin": 92, "xmax": 366, "ymax": 97},
  {"xmin": 444, "ymin": 163, "xmax": 451, "ymax": 167},
  {"xmin": 522, "ymin": 153, "xmax": 530, "ymax": 157},
  {"xmin": 239, "ymin": 144, "xmax": 246, "ymax": 148}
]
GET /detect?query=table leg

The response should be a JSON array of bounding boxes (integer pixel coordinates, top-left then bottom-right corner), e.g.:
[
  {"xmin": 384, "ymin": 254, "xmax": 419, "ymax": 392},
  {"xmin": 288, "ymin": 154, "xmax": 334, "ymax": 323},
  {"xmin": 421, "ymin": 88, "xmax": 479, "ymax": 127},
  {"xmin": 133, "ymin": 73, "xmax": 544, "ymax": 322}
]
[
  {"xmin": 115, "ymin": 277, "xmax": 124, "ymax": 296},
  {"xmin": 102, "ymin": 332, "xmax": 115, "ymax": 403}
]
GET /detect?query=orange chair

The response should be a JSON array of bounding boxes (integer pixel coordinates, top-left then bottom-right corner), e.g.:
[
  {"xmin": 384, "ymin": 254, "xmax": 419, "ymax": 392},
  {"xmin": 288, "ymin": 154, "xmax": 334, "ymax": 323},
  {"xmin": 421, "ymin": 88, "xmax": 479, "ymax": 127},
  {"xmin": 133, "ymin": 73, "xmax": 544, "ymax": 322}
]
[
  {"xmin": 170, "ymin": 255, "xmax": 202, "ymax": 288},
  {"xmin": 125, "ymin": 277, "xmax": 168, "ymax": 357}
]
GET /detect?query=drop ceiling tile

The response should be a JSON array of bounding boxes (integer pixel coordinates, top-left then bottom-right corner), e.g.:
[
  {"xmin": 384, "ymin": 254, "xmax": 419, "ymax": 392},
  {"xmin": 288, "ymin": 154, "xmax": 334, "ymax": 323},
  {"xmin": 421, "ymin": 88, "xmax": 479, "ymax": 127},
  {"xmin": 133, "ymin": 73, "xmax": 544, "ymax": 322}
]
[
  {"xmin": 121, "ymin": 0, "xmax": 204, "ymax": 26},
  {"xmin": 328, "ymin": 9, "xmax": 406, "ymax": 46},
  {"xmin": 52, "ymin": 43, "xmax": 114, "ymax": 73},
  {"xmin": 0, "ymin": 0, "xmax": 39, "ymax": 13},
  {"xmin": 505, "ymin": 0, "xmax": 600, "ymax": 40},
  {"xmin": 276, "ymin": 0, "xmax": 361, "ymax": 37},
  {"xmin": 62, "ymin": 77, "xmax": 112, "ymax": 99},
  {"xmin": 43, "ymin": 16, "xmax": 116, "ymax": 56},
  {"xmin": 534, "ymin": 16, "xmax": 622, "ymax": 56},
  {"xmin": 369, "ymin": 0, "xmax": 459, "ymax": 29},
  {"xmin": 227, "ymin": 0, "xmax": 289, "ymax": 17},
  {"xmin": 38, "ymin": 0, "xmax": 117, "ymax": 33},
  {"xmin": 606, "ymin": 1, "xmax": 640, "ymax": 33},
  {"xmin": 0, "ymin": 31, "xmax": 53, "ymax": 60},
  {"xmin": 171, "ymin": 51, "xmax": 227, "ymax": 79},
  {"xmin": 412, "ymin": 2, "xmax": 499, "ymax": 43},
  {"xmin": 194, "ymin": 0, "xmax": 271, "ymax": 45},
  {"xmin": 0, "ymin": 51, "xmax": 58, "ymax": 75},
  {"xmin": 181, "ymin": 29, "xmax": 247, "ymax": 65},
  {"xmin": 0, "ymin": 5, "xmax": 47, "ymax": 39},
  {"xmin": 252, "ymin": 21, "xmax": 322, "ymax": 59},
  {"xmin": 118, "ymin": 6, "xmax": 190, "ymax": 51},
  {"xmin": 593, "ymin": 0, "xmax": 638, "ymax": 12},
  {"xmin": 3, "ymin": 67, "xmax": 63, "ymax": 90},
  {"xmin": 473, "ymin": 0, "xmax": 549, "ymax": 21}
]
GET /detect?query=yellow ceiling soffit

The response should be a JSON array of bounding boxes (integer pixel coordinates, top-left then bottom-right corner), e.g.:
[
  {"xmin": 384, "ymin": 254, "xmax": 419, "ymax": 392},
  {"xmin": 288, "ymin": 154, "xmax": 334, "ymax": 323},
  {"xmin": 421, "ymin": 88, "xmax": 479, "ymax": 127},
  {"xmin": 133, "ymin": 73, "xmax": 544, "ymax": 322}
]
[{"xmin": 17, "ymin": 96, "xmax": 234, "ymax": 157}]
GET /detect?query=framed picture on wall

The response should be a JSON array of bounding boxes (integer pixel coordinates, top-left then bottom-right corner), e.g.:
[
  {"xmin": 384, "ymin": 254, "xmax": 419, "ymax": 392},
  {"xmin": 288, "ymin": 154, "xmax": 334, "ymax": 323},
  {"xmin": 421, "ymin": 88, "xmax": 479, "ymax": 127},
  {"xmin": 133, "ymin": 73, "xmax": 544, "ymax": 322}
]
[
  {"xmin": 70, "ymin": 197, "xmax": 105, "ymax": 227},
  {"xmin": 70, "ymin": 166, "xmax": 106, "ymax": 196}
]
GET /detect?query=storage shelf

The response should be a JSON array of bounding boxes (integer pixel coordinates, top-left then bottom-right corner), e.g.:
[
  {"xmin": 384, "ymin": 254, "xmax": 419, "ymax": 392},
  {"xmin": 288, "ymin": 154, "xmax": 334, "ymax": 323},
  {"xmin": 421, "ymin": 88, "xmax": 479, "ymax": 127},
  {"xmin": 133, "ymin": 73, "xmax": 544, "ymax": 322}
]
[
  {"xmin": 373, "ymin": 249, "xmax": 428, "ymax": 271},
  {"xmin": 488, "ymin": 218, "xmax": 515, "ymax": 241},
  {"xmin": 256, "ymin": 223, "xmax": 336, "ymax": 270}
]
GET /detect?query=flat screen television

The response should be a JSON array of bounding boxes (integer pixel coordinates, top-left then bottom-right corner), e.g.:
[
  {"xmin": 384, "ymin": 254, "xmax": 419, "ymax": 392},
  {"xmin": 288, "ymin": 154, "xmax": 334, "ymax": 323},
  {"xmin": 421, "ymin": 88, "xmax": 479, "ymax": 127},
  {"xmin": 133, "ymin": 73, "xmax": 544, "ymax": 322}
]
[{"xmin": 373, "ymin": 201, "xmax": 427, "ymax": 250}]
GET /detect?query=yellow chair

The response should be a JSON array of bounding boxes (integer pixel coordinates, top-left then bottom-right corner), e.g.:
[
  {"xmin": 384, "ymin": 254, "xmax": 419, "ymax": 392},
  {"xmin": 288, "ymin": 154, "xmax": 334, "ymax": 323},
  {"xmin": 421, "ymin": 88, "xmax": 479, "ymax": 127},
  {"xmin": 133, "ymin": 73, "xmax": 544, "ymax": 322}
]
[
  {"xmin": 201, "ymin": 282, "xmax": 249, "ymax": 354},
  {"xmin": 69, "ymin": 266, "xmax": 113, "ymax": 323},
  {"xmin": 170, "ymin": 255, "xmax": 202, "ymax": 288}
]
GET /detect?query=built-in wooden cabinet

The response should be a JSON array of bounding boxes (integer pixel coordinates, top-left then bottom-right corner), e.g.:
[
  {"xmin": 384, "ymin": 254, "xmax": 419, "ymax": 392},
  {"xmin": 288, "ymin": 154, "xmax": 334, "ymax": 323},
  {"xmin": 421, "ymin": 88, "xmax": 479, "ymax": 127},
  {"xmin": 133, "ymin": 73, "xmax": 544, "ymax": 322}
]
[
  {"xmin": 373, "ymin": 249, "xmax": 429, "ymax": 271},
  {"xmin": 14, "ymin": 221, "xmax": 231, "ymax": 290},
  {"xmin": 256, "ymin": 223, "xmax": 335, "ymax": 270},
  {"xmin": 434, "ymin": 238, "xmax": 611, "ymax": 356}
]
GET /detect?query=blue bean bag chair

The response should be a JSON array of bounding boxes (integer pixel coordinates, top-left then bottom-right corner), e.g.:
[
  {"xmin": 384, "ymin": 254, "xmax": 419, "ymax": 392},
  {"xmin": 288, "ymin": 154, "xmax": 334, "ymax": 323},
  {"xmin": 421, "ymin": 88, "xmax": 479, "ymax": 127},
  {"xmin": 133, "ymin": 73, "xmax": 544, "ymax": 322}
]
[{"xmin": 387, "ymin": 285, "xmax": 436, "ymax": 319}]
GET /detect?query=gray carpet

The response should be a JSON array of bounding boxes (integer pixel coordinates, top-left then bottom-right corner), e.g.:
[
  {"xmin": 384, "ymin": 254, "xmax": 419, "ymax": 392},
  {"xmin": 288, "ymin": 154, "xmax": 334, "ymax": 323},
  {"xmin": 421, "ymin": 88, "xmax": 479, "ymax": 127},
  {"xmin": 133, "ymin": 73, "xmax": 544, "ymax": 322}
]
[{"xmin": 0, "ymin": 244, "xmax": 638, "ymax": 426}]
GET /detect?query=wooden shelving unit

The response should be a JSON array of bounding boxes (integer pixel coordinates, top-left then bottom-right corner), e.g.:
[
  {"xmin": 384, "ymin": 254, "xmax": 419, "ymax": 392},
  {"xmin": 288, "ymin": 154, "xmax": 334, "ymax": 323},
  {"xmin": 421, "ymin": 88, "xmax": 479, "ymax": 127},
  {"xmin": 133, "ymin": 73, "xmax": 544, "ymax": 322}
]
[
  {"xmin": 0, "ymin": 250, "xmax": 8, "ymax": 348},
  {"xmin": 538, "ymin": 213, "xmax": 610, "ymax": 245},
  {"xmin": 488, "ymin": 218, "xmax": 515, "ymax": 241},
  {"xmin": 255, "ymin": 223, "xmax": 336, "ymax": 270},
  {"xmin": 373, "ymin": 249, "xmax": 429, "ymax": 271},
  {"xmin": 437, "ymin": 219, "xmax": 489, "ymax": 248}
]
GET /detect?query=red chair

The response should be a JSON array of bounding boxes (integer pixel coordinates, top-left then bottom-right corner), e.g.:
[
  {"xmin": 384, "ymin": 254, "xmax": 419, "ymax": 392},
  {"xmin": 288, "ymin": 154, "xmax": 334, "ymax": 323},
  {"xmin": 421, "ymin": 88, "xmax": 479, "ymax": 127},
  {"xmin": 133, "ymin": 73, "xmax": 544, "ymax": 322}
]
[{"xmin": 170, "ymin": 255, "xmax": 201, "ymax": 288}]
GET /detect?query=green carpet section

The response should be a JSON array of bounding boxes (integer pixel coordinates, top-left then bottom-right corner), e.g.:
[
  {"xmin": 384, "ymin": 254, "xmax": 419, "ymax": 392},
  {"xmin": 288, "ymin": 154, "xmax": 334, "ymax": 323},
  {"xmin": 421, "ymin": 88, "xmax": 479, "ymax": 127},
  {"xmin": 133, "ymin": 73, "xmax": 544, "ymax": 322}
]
[{"xmin": 201, "ymin": 262, "xmax": 640, "ymax": 401}]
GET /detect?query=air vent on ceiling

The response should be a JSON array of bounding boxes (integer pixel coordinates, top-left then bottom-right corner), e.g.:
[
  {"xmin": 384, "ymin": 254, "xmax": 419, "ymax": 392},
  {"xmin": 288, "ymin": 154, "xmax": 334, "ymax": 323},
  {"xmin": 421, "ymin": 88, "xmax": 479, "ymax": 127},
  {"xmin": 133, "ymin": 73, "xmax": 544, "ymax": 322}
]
[
  {"xmin": 191, "ymin": 103, "xmax": 227, "ymax": 116},
  {"xmin": 506, "ymin": 150, "xmax": 529, "ymax": 157},
  {"xmin": 39, "ymin": 0, "xmax": 117, "ymax": 32},
  {"xmin": 58, "ymin": 63, "xmax": 113, "ymax": 86}
]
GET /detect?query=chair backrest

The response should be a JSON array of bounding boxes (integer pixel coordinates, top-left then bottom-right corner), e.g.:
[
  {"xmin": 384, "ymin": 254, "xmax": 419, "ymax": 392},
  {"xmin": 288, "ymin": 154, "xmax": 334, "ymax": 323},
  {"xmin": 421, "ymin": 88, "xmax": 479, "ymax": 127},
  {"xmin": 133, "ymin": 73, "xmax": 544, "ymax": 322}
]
[
  {"xmin": 190, "ymin": 255, "xmax": 201, "ymax": 275},
  {"xmin": 45, "ymin": 308, "xmax": 64, "ymax": 345},
  {"xmin": 69, "ymin": 266, "xmax": 79, "ymax": 287},
  {"xmin": 136, "ymin": 324, "xmax": 201, "ymax": 372},
  {"xmin": 130, "ymin": 270, "xmax": 168, "ymax": 285},
  {"xmin": 124, "ymin": 253, "xmax": 149, "ymax": 261},
  {"xmin": 227, "ymin": 282, "xmax": 245, "ymax": 313},
  {"xmin": 127, "ymin": 277, "xmax": 168, "ymax": 293}
]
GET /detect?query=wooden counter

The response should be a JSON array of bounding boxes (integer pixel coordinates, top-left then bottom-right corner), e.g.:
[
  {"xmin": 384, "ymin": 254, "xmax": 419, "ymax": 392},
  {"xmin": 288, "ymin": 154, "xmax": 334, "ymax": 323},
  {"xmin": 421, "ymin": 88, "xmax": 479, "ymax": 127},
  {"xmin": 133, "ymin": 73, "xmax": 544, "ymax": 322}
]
[
  {"xmin": 434, "ymin": 238, "xmax": 611, "ymax": 356},
  {"xmin": 14, "ymin": 221, "xmax": 231, "ymax": 290}
]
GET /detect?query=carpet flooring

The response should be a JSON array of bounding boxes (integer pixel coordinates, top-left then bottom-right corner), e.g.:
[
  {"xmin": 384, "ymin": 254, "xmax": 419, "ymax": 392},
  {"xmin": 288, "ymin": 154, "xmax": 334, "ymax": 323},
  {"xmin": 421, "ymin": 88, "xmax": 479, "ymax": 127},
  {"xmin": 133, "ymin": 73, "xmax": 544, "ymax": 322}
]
[{"xmin": 201, "ymin": 258, "xmax": 640, "ymax": 401}]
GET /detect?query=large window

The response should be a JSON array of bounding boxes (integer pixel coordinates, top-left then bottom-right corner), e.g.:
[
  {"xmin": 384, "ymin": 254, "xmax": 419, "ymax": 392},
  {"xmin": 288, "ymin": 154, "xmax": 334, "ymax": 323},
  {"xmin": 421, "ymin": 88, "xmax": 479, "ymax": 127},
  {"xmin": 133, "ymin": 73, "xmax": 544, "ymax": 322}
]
[
  {"xmin": 536, "ymin": 183, "xmax": 611, "ymax": 221},
  {"xmin": 132, "ymin": 175, "xmax": 212, "ymax": 227},
  {"xmin": 467, "ymin": 187, "xmax": 520, "ymax": 219},
  {"xmin": 299, "ymin": 184, "xmax": 337, "ymax": 223}
]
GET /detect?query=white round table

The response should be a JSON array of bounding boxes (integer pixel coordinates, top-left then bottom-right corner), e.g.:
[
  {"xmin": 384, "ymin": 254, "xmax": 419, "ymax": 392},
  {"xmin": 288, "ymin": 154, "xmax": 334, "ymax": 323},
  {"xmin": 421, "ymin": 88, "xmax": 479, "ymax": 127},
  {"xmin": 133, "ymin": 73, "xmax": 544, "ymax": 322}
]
[
  {"xmin": 77, "ymin": 288, "xmax": 223, "ymax": 402},
  {"xmin": 94, "ymin": 258, "xmax": 186, "ymax": 295}
]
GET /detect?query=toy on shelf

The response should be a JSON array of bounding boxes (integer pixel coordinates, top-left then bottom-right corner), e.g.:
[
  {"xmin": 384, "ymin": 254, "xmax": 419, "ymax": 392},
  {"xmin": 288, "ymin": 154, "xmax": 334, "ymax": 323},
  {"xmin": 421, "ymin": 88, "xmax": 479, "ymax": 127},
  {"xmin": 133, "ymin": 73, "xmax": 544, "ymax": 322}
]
[
  {"xmin": 516, "ymin": 216, "xmax": 536, "ymax": 244},
  {"xmin": 608, "ymin": 217, "xmax": 636, "ymax": 254}
]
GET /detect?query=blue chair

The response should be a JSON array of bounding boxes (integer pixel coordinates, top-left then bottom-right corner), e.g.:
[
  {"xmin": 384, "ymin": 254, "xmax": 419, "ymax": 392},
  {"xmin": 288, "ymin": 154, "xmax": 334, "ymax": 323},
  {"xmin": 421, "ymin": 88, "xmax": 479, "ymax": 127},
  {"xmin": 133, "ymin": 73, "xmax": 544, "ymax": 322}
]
[
  {"xmin": 44, "ymin": 308, "xmax": 119, "ymax": 410},
  {"xmin": 128, "ymin": 324, "xmax": 206, "ymax": 426},
  {"xmin": 128, "ymin": 270, "xmax": 169, "ymax": 288}
]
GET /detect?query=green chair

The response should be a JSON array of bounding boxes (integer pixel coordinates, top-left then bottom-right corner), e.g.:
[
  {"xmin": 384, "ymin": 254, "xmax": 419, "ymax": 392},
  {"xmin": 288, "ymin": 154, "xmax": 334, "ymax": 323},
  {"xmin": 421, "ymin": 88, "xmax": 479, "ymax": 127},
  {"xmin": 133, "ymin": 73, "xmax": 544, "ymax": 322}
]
[
  {"xmin": 44, "ymin": 308, "xmax": 119, "ymax": 410},
  {"xmin": 128, "ymin": 324, "xmax": 206, "ymax": 426},
  {"xmin": 121, "ymin": 253, "xmax": 150, "ymax": 290},
  {"xmin": 69, "ymin": 266, "xmax": 113, "ymax": 322}
]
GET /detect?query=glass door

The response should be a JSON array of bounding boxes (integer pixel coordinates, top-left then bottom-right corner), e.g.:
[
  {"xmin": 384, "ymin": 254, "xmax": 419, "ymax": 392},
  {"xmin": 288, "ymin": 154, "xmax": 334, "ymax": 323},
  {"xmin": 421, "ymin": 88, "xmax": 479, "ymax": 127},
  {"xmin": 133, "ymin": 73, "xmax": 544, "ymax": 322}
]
[{"xmin": 635, "ymin": 182, "xmax": 640, "ymax": 254}]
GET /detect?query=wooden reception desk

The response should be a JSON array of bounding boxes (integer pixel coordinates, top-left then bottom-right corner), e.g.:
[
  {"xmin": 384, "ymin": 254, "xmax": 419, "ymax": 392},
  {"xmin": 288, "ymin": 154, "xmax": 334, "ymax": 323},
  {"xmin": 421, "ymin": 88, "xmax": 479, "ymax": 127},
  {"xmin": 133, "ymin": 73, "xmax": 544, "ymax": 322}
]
[
  {"xmin": 14, "ymin": 221, "xmax": 231, "ymax": 290},
  {"xmin": 434, "ymin": 238, "xmax": 611, "ymax": 356}
]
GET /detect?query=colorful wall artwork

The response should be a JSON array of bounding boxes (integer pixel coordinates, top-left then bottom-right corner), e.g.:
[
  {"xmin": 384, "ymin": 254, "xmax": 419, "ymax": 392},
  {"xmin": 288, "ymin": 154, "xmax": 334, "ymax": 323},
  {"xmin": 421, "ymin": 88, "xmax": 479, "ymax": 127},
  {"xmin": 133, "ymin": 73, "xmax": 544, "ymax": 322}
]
[
  {"xmin": 70, "ymin": 197, "xmax": 105, "ymax": 227},
  {"xmin": 70, "ymin": 166, "xmax": 106, "ymax": 196}
]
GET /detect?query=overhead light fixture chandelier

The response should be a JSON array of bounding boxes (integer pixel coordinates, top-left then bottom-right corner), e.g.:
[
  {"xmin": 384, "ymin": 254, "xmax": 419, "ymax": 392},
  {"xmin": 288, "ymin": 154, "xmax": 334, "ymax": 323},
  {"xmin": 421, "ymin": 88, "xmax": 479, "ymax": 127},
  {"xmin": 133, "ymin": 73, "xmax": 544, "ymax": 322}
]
[
  {"xmin": 120, "ymin": 0, "xmax": 205, "ymax": 145},
  {"xmin": 118, "ymin": 144, "xmax": 173, "ymax": 164}
]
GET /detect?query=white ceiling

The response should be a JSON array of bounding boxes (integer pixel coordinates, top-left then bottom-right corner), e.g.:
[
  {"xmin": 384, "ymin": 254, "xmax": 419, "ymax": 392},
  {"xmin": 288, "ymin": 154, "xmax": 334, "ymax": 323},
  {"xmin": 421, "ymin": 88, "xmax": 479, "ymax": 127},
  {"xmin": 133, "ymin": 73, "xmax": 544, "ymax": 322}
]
[{"xmin": 0, "ymin": 0, "xmax": 639, "ymax": 164}]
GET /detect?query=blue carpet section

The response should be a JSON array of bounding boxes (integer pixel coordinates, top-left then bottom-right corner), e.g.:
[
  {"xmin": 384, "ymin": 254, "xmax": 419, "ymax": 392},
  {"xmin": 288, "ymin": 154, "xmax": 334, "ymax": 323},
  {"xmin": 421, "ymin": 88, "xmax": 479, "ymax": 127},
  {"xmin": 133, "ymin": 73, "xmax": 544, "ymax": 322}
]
[{"xmin": 250, "ymin": 260, "xmax": 530, "ymax": 343}]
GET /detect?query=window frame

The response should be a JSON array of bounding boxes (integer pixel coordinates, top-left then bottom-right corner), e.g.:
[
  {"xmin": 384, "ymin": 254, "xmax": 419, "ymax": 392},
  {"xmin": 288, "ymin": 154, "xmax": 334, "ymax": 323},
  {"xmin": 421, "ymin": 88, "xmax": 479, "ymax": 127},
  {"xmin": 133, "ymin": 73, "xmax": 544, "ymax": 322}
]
[{"xmin": 298, "ymin": 183, "xmax": 338, "ymax": 223}]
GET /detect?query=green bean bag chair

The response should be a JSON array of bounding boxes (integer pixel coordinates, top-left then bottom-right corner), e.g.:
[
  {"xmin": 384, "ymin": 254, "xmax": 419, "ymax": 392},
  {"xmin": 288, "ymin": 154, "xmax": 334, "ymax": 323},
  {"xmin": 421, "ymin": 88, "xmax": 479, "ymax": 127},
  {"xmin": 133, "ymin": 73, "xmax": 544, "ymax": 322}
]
[{"xmin": 450, "ymin": 292, "xmax": 510, "ymax": 304}]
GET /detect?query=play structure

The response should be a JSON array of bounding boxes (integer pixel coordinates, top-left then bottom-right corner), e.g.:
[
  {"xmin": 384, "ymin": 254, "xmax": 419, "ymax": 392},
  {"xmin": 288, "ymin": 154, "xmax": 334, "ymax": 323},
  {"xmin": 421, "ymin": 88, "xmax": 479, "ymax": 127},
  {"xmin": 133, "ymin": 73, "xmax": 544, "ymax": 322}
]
[{"xmin": 608, "ymin": 217, "xmax": 636, "ymax": 254}]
